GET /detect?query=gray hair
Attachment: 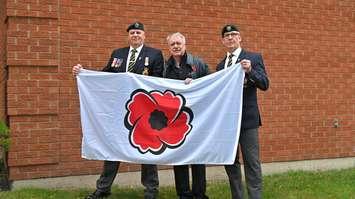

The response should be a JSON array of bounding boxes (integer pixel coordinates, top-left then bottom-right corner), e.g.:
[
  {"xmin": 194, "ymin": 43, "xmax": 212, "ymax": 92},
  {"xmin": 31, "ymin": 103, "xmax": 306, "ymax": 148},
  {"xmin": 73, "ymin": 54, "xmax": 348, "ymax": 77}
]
[{"xmin": 166, "ymin": 32, "xmax": 186, "ymax": 45}]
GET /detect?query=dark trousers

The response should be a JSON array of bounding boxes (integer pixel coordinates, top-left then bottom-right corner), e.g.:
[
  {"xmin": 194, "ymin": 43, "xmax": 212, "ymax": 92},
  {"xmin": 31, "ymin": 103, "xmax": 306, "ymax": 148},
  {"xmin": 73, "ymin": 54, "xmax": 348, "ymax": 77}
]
[
  {"xmin": 224, "ymin": 128, "xmax": 262, "ymax": 199},
  {"xmin": 173, "ymin": 164, "xmax": 208, "ymax": 199},
  {"xmin": 96, "ymin": 161, "xmax": 159, "ymax": 199}
]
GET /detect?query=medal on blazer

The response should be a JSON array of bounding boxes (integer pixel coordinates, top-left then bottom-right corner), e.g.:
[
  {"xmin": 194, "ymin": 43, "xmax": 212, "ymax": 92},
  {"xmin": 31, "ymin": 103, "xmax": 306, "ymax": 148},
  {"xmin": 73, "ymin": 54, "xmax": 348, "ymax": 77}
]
[
  {"xmin": 142, "ymin": 57, "xmax": 149, "ymax": 75},
  {"xmin": 111, "ymin": 58, "xmax": 122, "ymax": 68}
]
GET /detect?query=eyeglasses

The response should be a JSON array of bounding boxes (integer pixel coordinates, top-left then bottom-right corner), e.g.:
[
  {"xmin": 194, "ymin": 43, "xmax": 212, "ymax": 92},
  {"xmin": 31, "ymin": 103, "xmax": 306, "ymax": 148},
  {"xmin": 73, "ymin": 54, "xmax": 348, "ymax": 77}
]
[
  {"xmin": 129, "ymin": 30, "xmax": 143, "ymax": 35},
  {"xmin": 223, "ymin": 32, "xmax": 239, "ymax": 38}
]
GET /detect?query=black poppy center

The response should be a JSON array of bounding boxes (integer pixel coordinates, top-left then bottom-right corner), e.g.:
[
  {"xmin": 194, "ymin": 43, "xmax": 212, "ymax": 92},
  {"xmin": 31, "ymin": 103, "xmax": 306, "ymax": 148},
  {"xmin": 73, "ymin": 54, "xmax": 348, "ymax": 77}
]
[{"xmin": 149, "ymin": 109, "xmax": 168, "ymax": 130}]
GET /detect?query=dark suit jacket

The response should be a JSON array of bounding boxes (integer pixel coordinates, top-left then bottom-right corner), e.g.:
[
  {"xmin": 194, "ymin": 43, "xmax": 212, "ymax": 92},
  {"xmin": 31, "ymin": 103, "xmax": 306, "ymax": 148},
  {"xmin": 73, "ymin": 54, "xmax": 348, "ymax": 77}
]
[
  {"xmin": 102, "ymin": 45, "xmax": 164, "ymax": 77},
  {"xmin": 216, "ymin": 49, "xmax": 269, "ymax": 130}
]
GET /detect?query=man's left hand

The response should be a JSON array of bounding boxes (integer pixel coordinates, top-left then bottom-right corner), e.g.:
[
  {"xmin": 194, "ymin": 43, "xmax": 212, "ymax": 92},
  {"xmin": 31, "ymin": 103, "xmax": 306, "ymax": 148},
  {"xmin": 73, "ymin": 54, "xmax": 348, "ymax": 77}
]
[{"xmin": 184, "ymin": 78, "xmax": 192, "ymax": 84}]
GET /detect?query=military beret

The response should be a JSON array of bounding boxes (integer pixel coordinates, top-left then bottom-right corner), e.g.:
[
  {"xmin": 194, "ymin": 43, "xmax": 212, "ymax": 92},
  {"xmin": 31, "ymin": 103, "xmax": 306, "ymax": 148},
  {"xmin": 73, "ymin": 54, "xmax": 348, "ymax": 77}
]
[
  {"xmin": 221, "ymin": 24, "xmax": 240, "ymax": 37},
  {"xmin": 127, "ymin": 21, "xmax": 144, "ymax": 32}
]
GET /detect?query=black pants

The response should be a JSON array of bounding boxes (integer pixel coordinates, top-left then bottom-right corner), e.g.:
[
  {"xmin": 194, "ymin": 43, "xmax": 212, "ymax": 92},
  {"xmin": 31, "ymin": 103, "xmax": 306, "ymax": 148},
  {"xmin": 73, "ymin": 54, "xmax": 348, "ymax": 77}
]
[
  {"xmin": 96, "ymin": 161, "xmax": 159, "ymax": 199},
  {"xmin": 224, "ymin": 128, "xmax": 262, "ymax": 199},
  {"xmin": 173, "ymin": 164, "xmax": 208, "ymax": 199}
]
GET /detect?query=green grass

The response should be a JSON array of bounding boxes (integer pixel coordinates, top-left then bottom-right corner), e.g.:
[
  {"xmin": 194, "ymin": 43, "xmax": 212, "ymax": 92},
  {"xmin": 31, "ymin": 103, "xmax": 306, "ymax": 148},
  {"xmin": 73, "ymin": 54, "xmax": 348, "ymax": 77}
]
[
  {"xmin": 263, "ymin": 168, "xmax": 355, "ymax": 199},
  {"xmin": 0, "ymin": 168, "xmax": 354, "ymax": 199}
]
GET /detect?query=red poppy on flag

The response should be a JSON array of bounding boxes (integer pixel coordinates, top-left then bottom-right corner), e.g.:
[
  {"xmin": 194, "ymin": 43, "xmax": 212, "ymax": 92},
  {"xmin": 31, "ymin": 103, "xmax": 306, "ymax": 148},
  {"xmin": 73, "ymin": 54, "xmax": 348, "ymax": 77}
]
[{"xmin": 124, "ymin": 89, "xmax": 193, "ymax": 155}]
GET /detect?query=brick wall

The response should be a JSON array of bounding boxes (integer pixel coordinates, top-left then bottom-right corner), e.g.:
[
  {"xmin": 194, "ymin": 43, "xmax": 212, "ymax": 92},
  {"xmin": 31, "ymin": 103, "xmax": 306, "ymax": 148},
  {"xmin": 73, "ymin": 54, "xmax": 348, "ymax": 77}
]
[{"xmin": 2, "ymin": 0, "xmax": 355, "ymax": 180}]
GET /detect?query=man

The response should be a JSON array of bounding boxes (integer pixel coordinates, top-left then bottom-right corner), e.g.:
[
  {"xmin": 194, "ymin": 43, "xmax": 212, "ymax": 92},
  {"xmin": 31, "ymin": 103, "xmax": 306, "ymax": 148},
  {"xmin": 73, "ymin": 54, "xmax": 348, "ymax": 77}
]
[
  {"xmin": 164, "ymin": 32, "xmax": 209, "ymax": 199},
  {"xmin": 73, "ymin": 22, "xmax": 164, "ymax": 199},
  {"xmin": 216, "ymin": 24, "xmax": 269, "ymax": 199}
]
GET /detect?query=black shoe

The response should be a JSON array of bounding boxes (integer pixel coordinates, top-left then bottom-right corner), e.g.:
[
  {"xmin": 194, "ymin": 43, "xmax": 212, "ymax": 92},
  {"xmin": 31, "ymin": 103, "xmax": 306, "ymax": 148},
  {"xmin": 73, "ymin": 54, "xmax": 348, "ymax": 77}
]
[
  {"xmin": 144, "ymin": 193, "xmax": 158, "ymax": 199},
  {"xmin": 144, "ymin": 189, "xmax": 159, "ymax": 199},
  {"xmin": 179, "ymin": 192, "xmax": 194, "ymax": 199},
  {"xmin": 194, "ymin": 195, "xmax": 209, "ymax": 199},
  {"xmin": 179, "ymin": 196, "xmax": 193, "ymax": 199},
  {"xmin": 84, "ymin": 190, "xmax": 111, "ymax": 199}
]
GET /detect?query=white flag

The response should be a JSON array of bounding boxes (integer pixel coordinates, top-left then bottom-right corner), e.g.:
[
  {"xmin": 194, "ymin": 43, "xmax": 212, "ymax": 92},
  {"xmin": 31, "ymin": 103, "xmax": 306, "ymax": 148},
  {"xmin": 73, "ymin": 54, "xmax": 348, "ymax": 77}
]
[{"xmin": 77, "ymin": 64, "xmax": 244, "ymax": 165}]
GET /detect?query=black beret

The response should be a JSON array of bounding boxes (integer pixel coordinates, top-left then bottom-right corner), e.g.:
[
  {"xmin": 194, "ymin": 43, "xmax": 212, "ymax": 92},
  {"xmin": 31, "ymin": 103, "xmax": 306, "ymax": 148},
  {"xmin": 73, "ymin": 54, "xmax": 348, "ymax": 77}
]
[
  {"xmin": 127, "ymin": 22, "xmax": 144, "ymax": 32},
  {"xmin": 221, "ymin": 24, "xmax": 240, "ymax": 37}
]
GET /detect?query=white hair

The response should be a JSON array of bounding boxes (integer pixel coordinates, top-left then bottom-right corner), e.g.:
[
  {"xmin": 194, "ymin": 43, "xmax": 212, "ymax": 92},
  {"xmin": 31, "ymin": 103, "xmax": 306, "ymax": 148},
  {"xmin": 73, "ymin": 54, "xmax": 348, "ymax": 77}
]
[{"xmin": 166, "ymin": 32, "xmax": 186, "ymax": 45}]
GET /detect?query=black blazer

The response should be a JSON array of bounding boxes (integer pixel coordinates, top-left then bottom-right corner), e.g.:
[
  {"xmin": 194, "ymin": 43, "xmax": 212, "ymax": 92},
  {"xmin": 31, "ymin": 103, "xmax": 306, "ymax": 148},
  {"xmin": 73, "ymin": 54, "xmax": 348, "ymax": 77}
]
[
  {"xmin": 216, "ymin": 49, "xmax": 269, "ymax": 130},
  {"xmin": 102, "ymin": 45, "xmax": 164, "ymax": 77}
]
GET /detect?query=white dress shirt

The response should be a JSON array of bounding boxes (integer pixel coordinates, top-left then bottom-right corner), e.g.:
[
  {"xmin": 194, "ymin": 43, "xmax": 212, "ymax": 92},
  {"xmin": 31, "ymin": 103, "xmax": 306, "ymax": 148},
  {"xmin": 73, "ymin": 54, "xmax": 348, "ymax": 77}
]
[
  {"xmin": 224, "ymin": 47, "xmax": 242, "ymax": 69},
  {"xmin": 126, "ymin": 44, "xmax": 143, "ymax": 71}
]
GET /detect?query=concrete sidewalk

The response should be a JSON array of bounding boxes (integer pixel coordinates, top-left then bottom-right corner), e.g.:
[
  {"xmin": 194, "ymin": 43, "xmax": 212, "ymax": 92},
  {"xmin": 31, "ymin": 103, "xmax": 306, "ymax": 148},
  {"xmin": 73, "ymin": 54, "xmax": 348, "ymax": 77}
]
[{"xmin": 12, "ymin": 157, "xmax": 355, "ymax": 190}]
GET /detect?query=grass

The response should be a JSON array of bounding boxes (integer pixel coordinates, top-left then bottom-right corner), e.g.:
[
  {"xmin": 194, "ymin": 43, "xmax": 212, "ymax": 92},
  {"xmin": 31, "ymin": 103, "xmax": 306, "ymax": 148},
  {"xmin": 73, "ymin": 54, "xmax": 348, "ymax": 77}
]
[{"xmin": 0, "ymin": 168, "xmax": 354, "ymax": 199}]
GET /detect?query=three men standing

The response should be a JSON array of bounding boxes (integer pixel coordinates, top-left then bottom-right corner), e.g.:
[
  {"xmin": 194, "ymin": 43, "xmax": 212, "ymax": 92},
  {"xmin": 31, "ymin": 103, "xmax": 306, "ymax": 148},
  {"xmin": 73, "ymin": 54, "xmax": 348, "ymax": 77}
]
[{"xmin": 73, "ymin": 22, "xmax": 269, "ymax": 199}]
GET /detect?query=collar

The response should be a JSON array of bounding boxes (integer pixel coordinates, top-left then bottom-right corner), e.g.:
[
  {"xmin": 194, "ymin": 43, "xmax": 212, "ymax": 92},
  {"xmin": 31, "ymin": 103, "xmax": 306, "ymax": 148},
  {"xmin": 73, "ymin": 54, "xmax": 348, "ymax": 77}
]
[
  {"xmin": 129, "ymin": 44, "xmax": 144, "ymax": 54},
  {"xmin": 227, "ymin": 47, "xmax": 242, "ymax": 58}
]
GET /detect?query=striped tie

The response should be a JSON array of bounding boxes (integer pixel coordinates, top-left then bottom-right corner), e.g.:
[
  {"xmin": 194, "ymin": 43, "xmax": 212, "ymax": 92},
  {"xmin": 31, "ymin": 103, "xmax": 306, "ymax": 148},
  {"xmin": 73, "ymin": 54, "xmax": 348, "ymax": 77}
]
[
  {"xmin": 227, "ymin": 54, "xmax": 234, "ymax": 67},
  {"xmin": 128, "ymin": 49, "xmax": 137, "ymax": 72}
]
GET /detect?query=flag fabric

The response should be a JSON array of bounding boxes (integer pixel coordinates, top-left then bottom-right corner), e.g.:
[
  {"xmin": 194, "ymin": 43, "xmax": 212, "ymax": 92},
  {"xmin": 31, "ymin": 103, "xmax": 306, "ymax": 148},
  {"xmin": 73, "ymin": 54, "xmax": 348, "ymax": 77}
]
[{"xmin": 77, "ymin": 63, "xmax": 245, "ymax": 165}]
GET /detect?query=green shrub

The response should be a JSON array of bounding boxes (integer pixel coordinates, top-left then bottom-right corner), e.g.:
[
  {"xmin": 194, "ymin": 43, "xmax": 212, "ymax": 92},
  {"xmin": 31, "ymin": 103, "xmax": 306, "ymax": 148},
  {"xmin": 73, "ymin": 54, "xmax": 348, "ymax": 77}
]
[{"xmin": 0, "ymin": 121, "xmax": 10, "ymax": 152}]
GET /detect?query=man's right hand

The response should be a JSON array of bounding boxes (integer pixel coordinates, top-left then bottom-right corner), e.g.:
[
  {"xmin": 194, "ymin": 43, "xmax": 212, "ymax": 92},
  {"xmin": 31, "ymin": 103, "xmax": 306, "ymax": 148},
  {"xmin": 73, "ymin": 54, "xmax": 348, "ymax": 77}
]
[{"xmin": 72, "ymin": 64, "xmax": 83, "ymax": 77}]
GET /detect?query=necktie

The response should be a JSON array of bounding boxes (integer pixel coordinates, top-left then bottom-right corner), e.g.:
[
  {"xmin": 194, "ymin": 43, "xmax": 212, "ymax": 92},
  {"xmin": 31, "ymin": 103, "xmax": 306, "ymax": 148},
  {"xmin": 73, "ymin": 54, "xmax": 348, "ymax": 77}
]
[
  {"xmin": 128, "ymin": 49, "xmax": 137, "ymax": 72},
  {"xmin": 226, "ymin": 54, "xmax": 234, "ymax": 68}
]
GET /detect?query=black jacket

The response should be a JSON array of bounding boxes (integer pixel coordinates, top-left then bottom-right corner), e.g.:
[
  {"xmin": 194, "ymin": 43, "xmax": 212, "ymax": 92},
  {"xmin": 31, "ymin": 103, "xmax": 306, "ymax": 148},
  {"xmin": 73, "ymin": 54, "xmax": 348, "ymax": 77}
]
[{"xmin": 164, "ymin": 52, "xmax": 209, "ymax": 80}]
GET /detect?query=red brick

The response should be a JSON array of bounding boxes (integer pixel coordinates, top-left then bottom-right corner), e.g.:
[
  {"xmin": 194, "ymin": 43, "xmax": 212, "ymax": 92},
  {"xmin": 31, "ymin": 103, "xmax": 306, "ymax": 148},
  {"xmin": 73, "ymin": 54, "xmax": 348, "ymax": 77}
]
[{"xmin": 1, "ymin": 1, "xmax": 354, "ymax": 180}]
